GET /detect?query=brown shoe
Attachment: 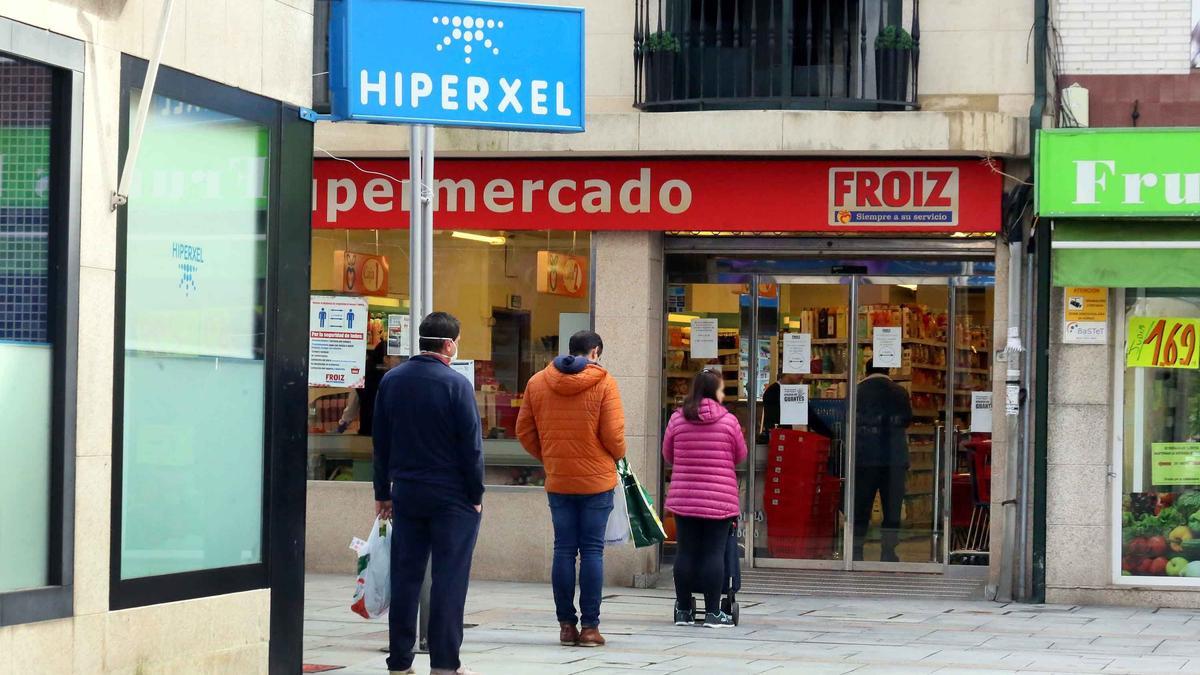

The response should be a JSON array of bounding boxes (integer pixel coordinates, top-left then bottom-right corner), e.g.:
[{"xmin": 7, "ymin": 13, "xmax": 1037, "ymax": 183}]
[
  {"xmin": 577, "ymin": 626, "xmax": 605, "ymax": 648},
  {"xmin": 559, "ymin": 622, "xmax": 579, "ymax": 646}
]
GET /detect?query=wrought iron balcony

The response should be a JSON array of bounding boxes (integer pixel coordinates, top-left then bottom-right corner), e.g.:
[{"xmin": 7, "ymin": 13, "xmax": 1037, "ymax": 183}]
[{"xmin": 634, "ymin": 0, "xmax": 921, "ymax": 112}]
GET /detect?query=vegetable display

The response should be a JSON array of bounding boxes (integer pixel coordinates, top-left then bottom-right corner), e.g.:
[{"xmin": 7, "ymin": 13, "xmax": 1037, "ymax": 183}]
[{"xmin": 1123, "ymin": 491, "xmax": 1200, "ymax": 578}]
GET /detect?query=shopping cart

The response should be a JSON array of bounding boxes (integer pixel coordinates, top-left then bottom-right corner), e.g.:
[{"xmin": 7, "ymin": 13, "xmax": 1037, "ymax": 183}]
[{"xmin": 677, "ymin": 520, "xmax": 744, "ymax": 626}]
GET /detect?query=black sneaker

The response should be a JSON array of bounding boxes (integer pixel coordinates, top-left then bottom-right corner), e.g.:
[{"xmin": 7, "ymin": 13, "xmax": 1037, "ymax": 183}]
[
  {"xmin": 703, "ymin": 611, "xmax": 735, "ymax": 629},
  {"xmin": 674, "ymin": 603, "xmax": 692, "ymax": 626}
]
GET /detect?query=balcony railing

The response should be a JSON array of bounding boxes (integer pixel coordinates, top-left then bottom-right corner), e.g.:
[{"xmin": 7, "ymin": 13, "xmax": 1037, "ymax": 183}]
[{"xmin": 634, "ymin": 0, "xmax": 920, "ymax": 112}]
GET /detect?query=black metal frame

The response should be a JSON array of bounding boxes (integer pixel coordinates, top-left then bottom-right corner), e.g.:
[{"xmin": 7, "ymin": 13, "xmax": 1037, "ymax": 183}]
[
  {"xmin": 0, "ymin": 27, "xmax": 83, "ymax": 629},
  {"xmin": 634, "ymin": 0, "xmax": 920, "ymax": 112},
  {"xmin": 112, "ymin": 55, "xmax": 312, "ymax": 674}
]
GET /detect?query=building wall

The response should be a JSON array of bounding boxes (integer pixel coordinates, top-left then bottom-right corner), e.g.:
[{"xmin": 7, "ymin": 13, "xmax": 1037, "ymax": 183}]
[
  {"xmin": 1054, "ymin": 0, "xmax": 1193, "ymax": 75},
  {"xmin": 0, "ymin": 1, "xmax": 312, "ymax": 673}
]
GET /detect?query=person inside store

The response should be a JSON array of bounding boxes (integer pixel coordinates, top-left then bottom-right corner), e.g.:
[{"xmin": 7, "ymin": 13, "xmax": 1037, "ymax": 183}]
[
  {"xmin": 337, "ymin": 341, "xmax": 402, "ymax": 435},
  {"xmin": 662, "ymin": 368, "xmax": 747, "ymax": 629},
  {"xmin": 852, "ymin": 360, "xmax": 913, "ymax": 563},
  {"xmin": 516, "ymin": 330, "xmax": 626, "ymax": 649},
  {"xmin": 373, "ymin": 312, "xmax": 484, "ymax": 675},
  {"xmin": 759, "ymin": 373, "xmax": 835, "ymax": 444}
]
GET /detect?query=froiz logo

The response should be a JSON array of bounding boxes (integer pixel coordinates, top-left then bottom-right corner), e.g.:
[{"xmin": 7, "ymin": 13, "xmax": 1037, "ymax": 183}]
[{"xmin": 432, "ymin": 14, "xmax": 504, "ymax": 65}]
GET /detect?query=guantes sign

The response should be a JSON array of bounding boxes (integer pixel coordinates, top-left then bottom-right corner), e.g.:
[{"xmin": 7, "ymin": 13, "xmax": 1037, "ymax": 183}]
[{"xmin": 312, "ymin": 159, "xmax": 1001, "ymax": 233}]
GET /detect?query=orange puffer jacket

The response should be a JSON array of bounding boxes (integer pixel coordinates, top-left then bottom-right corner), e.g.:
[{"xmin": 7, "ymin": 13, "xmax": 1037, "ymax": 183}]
[{"xmin": 517, "ymin": 358, "xmax": 627, "ymax": 494}]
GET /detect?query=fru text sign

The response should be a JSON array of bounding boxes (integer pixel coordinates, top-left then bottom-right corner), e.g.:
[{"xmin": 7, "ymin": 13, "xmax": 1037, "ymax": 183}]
[{"xmin": 328, "ymin": 0, "xmax": 585, "ymax": 132}]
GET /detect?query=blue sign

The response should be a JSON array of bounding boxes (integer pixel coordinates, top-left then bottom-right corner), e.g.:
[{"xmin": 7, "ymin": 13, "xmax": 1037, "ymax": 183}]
[{"xmin": 329, "ymin": 0, "xmax": 585, "ymax": 132}]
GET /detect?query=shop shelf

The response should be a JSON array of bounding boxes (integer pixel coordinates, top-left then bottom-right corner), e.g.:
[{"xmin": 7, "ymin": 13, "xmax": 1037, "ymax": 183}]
[
  {"xmin": 907, "ymin": 384, "xmax": 947, "ymax": 394},
  {"xmin": 911, "ymin": 409, "xmax": 945, "ymax": 418},
  {"xmin": 956, "ymin": 367, "xmax": 991, "ymax": 375},
  {"xmin": 909, "ymin": 363, "xmax": 947, "ymax": 371},
  {"xmin": 801, "ymin": 373, "xmax": 848, "ymax": 380}
]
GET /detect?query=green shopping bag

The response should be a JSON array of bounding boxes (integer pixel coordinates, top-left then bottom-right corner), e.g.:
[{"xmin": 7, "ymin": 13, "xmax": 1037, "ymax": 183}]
[{"xmin": 617, "ymin": 458, "xmax": 666, "ymax": 548}]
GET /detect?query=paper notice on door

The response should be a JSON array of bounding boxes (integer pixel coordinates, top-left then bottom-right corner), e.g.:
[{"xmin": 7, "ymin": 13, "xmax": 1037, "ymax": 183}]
[
  {"xmin": 780, "ymin": 384, "xmax": 809, "ymax": 425},
  {"xmin": 450, "ymin": 360, "xmax": 476, "ymax": 388},
  {"xmin": 387, "ymin": 314, "xmax": 410, "ymax": 356},
  {"xmin": 690, "ymin": 318, "xmax": 719, "ymax": 359},
  {"xmin": 970, "ymin": 391, "xmax": 993, "ymax": 432},
  {"xmin": 872, "ymin": 327, "xmax": 902, "ymax": 368},
  {"xmin": 1005, "ymin": 384, "xmax": 1020, "ymax": 416},
  {"xmin": 782, "ymin": 333, "xmax": 812, "ymax": 374}
]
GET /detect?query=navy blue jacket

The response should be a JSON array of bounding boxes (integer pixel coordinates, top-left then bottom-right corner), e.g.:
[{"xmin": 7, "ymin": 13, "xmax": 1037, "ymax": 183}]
[{"xmin": 372, "ymin": 355, "xmax": 485, "ymax": 509}]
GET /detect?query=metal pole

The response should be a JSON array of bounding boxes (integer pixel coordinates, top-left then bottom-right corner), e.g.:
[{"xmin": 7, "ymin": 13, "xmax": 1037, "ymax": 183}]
[
  {"xmin": 843, "ymin": 276, "xmax": 859, "ymax": 568},
  {"xmin": 408, "ymin": 126, "xmax": 423, "ymax": 355},
  {"xmin": 112, "ymin": 0, "xmax": 177, "ymax": 210},
  {"xmin": 421, "ymin": 125, "xmax": 435, "ymax": 318}
]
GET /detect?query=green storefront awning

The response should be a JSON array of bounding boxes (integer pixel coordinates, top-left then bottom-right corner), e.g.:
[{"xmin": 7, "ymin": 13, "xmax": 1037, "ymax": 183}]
[{"xmin": 1053, "ymin": 221, "xmax": 1200, "ymax": 287}]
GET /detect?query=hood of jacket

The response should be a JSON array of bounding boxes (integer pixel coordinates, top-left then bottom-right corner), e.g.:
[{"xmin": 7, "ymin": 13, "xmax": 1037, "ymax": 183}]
[
  {"xmin": 685, "ymin": 398, "xmax": 727, "ymax": 425},
  {"xmin": 544, "ymin": 357, "xmax": 608, "ymax": 396}
]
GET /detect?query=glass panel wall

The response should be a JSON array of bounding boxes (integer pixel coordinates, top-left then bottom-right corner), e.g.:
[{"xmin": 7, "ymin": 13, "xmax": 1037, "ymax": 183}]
[
  {"xmin": 0, "ymin": 54, "xmax": 53, "ymax": 592},
  {"xmin": 308, "ymin": 228, "xmax": 591, "ymax": 486},
  {"xmin": 120, "ymin": 91, "xmax": 269, "ymax": 578}
]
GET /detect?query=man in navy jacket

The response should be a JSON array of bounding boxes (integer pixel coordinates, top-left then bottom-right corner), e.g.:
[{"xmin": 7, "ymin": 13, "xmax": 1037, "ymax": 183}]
[{"xmin": 373, "ymin": 312, "xmax": 484, "ymax": 675}]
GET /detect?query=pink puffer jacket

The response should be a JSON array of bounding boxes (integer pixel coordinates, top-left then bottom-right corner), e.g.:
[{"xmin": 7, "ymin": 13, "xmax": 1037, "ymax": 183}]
[{"xmin": 662, "ymin": 399, "xmax": 748, "ymax": 520}]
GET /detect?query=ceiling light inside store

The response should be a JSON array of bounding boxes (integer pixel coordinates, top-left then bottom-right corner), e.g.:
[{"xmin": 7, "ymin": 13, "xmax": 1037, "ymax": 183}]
[
  {"xmin": 451, "ymin": 231, "xmax": 507, "ymax": 245},
  {"xmin": 364, "ymin": 296, "xmax": 402, "ymax": 308},
  {"xmin": 668, "ymin": 313, "xmax": 701, "ymax": 324},
  {"xmin": 898, "ymin": 284, "xmax": 918, "ymax": 291}
]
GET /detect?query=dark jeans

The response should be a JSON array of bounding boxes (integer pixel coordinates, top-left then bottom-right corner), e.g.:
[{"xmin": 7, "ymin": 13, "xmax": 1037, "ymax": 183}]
[
  {"xmin": 673, "ymin": 516, "xmax": 733, "ymax": 614},
  {"xmin": 387, "ymin": 499, "xmax": 481, "ymax": 672},
  {"xmin": 852, "ymin": 465, "xmax": 907, "ymax": 562},
  {"xmin": 548, "ymin": 490, "xmax": 614, "ymax": 627}
]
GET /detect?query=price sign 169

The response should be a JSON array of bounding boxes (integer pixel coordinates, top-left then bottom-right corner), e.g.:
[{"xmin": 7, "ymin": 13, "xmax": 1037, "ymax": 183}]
[{"xmin": 1127, "ymin": 318, "xmax": 1200, "ymax": 369}]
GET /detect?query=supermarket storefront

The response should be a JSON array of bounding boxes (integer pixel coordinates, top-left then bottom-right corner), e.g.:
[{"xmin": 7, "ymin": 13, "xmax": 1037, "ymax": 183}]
[
  {"xmin": 1040, "ymin": 128, "xmax": 1200, "ymax": 607},
  {"xmin": 305, "ymin": 157, "xmax": 1009, "ymax": 584}
]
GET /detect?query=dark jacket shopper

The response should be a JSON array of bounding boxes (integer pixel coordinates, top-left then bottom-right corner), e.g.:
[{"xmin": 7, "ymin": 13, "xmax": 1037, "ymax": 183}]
[
  {"xmin": 852, "ymin": 361, "xmax": 913, "ymax": 563},
  {"xmin": 662, "ymin": 369, "xmax": 747, "ymax": 629},
  {"xmin": 373, "ymin": 312, "xmax": 484, "ymax": 675},
  {"xmin": 516, "ymin": 330, "xmax": 626, "ymax": 648}
]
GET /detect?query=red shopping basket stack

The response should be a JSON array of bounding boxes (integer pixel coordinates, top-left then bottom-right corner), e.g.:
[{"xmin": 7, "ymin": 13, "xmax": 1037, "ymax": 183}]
[{"xmin": 763, "ymin": 429, "xmax": 841, "ymax": 559}]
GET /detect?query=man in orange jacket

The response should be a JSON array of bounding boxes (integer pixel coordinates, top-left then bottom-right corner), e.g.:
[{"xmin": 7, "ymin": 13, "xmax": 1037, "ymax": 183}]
[{"xmin": 517, "ymin": 330, "xmax": 626, "ymax": 648}]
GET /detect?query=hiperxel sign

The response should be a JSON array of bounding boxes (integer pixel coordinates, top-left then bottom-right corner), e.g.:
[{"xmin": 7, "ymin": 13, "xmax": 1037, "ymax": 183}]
[
  {"xmin": 312, "ymin": 159, "xmax": 1001, "ymax": 233},
  {"xmin": 328, "ymin": 0, "xmax": 585, "ymax": 132}
]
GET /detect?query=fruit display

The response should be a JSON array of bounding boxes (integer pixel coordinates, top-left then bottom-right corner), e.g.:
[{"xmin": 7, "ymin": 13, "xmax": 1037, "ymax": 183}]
[{"xmin": 1122, "ymin": 490, "xmax": 1200, "ymax": 577}]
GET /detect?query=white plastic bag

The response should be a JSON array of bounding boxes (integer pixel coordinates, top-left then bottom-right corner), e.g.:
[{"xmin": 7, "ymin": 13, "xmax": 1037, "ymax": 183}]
[
  {"xmin": 604, "ymin": 484, "xmax": 631, "ymax": 547},
  {"xmin": 350, "ymin": 517, "xmax": 392, "ymax": 619}
]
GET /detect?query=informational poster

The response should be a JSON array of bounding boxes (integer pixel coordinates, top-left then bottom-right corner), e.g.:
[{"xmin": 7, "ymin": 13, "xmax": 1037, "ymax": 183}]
[
  {"xmin": 782, "ymin": 333, "xmax": 813, "ymax": 374},
  {"xmin": 872, "ymin": 327, "xmax": 903, "ymax": 368},
  {"xmin": 667, "ymin": 285, "xmax": 686, "ymax": 313},
  {"xmin": 1006, "ymin": 384, "xmax": 1020, "ymax": 416},
  {"xmin": 1063, "ymin": 287, "xmax": 1108, "ymax": 345},
  {"xmin": 309, "ymin": 295, "xmax": 369, "ymax": 388},
  {"xmin": 779, "ymin": 384, "xmax": 809, "ymax": 426},
  {"xmin": 690, "ymin": 318, "xmax": 719, "ymax": 360},
  {"xmin": 450, "ymin": 360, "xmax": 476, "ymax": 388},
  {"xmin": 1151, "ymin": 442, "xmax": 1200, "ymax": 486},
  {"xmin": 386, "ymin": 314, "xmax": 410, "ymax": 357},
  {"xmin": 970, "ymin": 392, "xmax": 993, "ymax": 433},
  {"xmin": 1126, "ymin": 317, "xmax": 1200, "ymax": 369}
]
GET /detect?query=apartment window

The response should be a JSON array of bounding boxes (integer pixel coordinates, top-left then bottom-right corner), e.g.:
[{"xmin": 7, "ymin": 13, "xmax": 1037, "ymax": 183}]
[{"xmin": 0, "ymin": 22, "xmax": 84, "ymax": 628}]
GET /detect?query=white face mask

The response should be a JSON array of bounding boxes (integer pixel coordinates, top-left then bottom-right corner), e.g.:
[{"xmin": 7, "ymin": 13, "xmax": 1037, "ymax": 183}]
[{"xmin": 423, "ymin": 336, "xmax": 458, "ymax": 360}]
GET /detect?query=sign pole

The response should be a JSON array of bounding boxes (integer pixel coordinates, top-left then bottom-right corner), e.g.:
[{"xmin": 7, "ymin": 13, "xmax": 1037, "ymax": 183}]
[
  {"xmin": 408, "ymin": 126, "xmax": 423, "ymax": 355},
  {"xmin": 421, "ymin": 124, "xmax": 435, "ymax": 321}
]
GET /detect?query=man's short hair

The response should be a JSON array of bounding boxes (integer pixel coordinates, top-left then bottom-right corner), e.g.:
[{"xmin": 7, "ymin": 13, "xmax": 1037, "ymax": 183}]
[
  {"xmin": 419, "ymin": 312, "xmax": 461, "ymax": 353},
  {"xmin": 568, "ymin": 330, "xmax": 604, "ymax": 357},
  {"xmin": 865, "ymin": 359, "xmax": 891, "ymax": 376}
]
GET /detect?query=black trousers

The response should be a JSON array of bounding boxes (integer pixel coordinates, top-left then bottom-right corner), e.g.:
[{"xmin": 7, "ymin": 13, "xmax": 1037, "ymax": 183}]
[
  {"xmin": 852, "ymin": 465, "xmax": 907, "ymax": 562},
  {"xmin": 387, "ymin": 500, "xmax": 481, "ymax": 672},
  {"xmin": 673, "ymin": 516, "xmax": 733, "ymax": 614}
]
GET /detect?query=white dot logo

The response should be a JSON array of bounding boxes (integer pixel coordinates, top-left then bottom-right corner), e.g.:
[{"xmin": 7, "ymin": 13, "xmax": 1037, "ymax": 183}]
[{"xmin": 433, "ymin": 14, "xmax": 505, "ymax": 64}]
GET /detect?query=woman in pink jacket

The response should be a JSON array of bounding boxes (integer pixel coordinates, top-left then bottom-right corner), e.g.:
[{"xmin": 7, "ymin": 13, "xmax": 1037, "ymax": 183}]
[{"xmin": 662, "ymin": 369, "xmax": 747, "ymax": 628}]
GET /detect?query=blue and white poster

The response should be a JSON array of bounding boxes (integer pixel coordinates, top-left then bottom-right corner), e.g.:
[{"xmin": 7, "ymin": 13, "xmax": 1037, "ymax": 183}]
[
  {"xmin": 329, "ymin": 0, "xmax": 585, "ymax": 131},
  {"xmin": 309, "ymin": 295, "xmax": 370, "ymax": 388}
]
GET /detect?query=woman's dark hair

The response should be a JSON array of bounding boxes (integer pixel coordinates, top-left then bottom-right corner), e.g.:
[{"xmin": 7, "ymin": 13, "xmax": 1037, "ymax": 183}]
[
  {"xmin": 419, "ymin": 311, "xmax": 461, "ymax": 353},
  {"xmin": 682, "ymin": 368, "xmax": 723, "ymax": 421}
]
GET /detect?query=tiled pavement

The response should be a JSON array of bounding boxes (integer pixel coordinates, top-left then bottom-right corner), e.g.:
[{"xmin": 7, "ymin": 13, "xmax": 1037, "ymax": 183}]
[{"xmin": 304, "ymin": 574, "xmax": 1200, "ymax": 674}]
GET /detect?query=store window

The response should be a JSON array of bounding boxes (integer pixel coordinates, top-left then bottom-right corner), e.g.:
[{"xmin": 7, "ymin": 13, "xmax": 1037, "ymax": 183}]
[
  {"xmin": 1120, "ymin": 290, "xmax": 1200, "ymax": 583},
  {"xmin": 308, "ymin": 227, "xmax": 591, "ymax": 487},
  {"xmin": 117, "ymin": 89, "xmax": 269, "ymax": 579},
  {"xmin": 0, "ymin": 54, "xmax": 54, "ymax": 593}
]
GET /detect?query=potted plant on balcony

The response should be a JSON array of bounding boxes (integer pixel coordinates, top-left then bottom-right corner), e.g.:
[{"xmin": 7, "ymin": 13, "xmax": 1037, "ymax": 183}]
[
  {"xmin": 644, "ymin": 30, "xmax": 680, "ymax": 103},
  {"xmin": 874, "ymin": 25, "xmax": 914, "ymax": 103}
]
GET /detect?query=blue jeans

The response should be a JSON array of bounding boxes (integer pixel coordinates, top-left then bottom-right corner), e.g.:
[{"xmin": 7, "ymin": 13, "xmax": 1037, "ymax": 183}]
[{"xmin": 548, "ymin": 490, "xmax": 614, "ymax": 627}]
